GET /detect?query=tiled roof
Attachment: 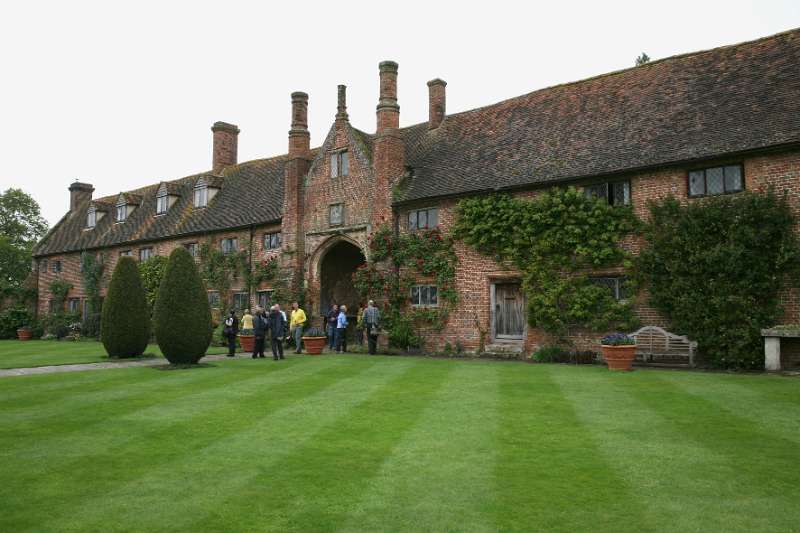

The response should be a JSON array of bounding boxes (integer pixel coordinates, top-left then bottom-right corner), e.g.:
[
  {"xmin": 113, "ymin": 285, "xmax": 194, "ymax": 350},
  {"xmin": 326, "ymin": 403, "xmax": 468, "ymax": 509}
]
[
  {"xmin": 33, "ymin": 154, "xmax": 294, "ymax": 256},
  {"xmin": 34, "ymin": 28, "xmax": 800, "ymax": 255},
  {"xmin": 397, "ymin": 28, "xmax": 800, "ymax": 203}
]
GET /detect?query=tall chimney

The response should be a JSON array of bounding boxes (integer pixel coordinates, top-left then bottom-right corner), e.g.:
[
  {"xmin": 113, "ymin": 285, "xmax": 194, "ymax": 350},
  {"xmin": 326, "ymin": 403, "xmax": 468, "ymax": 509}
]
[
  {"xmin": 336, "ymin": 85, "xmax": 349, "ymax": 122},
  {"xmin": 427, "ymin": 78, "xmax": 447, "ymax": 129},
  {"xmin": 288, "ymin": 92, "xmax": 310, "ymax": 157},
  {"xmin": 211, "ymin": 121, "xmax": 239, "ymax": 173},
  {"xmin": 69, "ymin": 181, "xmax": 94, "ymax": 212},
  {"xmin": 376, "ymin": 61, "xmax": 400, "ymax": 133}
]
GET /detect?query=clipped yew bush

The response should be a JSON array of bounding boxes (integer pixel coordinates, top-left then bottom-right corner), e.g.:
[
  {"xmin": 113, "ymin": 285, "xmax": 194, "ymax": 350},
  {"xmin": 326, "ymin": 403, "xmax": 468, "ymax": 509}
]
[
  {"xmin": 154, "ymin": 246, "xmax": 212, "ymax": 364},
  {"xmin": 101, "ymin": 256, "xmax": 150, "ymax": 357}
]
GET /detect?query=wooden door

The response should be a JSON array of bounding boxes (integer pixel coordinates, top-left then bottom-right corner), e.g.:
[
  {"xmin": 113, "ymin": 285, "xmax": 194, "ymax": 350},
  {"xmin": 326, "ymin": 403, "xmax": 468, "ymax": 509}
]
[{"xmin": 494, "ymin": 283, "xmax": 524, "ymax": 339}]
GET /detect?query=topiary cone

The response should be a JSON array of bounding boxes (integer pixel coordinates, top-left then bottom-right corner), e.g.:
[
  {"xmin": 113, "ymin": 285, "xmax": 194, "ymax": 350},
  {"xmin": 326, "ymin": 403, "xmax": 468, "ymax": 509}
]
[
  {"xmin": 154, "ymin": 247, "xmax": 212, "ymax": 364},
  {"xmin": 101, "ymin": 256, "xmax": 151, "ymax": 357}
]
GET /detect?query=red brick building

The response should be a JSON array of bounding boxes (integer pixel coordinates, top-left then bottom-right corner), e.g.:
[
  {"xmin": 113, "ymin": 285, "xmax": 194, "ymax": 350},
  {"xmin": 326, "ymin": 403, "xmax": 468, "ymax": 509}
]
[{"xmin": 33, "ymin": 29, "xmax": 800, "ymax": 353}]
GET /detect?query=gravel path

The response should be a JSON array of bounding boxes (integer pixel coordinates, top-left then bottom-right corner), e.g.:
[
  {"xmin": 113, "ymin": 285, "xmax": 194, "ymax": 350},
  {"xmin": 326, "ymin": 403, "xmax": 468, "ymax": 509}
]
[{"xmin": 0, "ymin": 353, "xmax": 245, "ymax": 378}]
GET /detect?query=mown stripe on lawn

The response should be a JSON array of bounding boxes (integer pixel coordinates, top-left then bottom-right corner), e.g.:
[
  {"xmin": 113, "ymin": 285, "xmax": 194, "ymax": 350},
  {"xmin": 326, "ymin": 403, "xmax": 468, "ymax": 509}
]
[
  {"xmin": 338, "ymin": 360, "xmax": 502, "ymax": 532},
  {"xmin": 1, "ymin": 358, "xmax": 359, "ymax": 532},
  {"xmin": 552, "ymin": 366, "xmax": 800, "ymax": 532},
  {"xmin": 493, "ymin": 365, "xmax": 648, "ymax": 532},
  {"xmin": 45, "ymin": 356, "xmax": 410, "ymax": 533},
  {"xmin": 186, "ymin": 357, "xmax": 455, "ymax": 532}
]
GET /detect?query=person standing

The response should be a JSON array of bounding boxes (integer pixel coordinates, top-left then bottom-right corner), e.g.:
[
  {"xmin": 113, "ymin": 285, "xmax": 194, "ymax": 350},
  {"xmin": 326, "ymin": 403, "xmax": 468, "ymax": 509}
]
[
  {"xmin": 252, "ymin": 307, "xmax": 267, "ymax": 359},
  {"xmin": 326, "ymin": 304, "xmax": 339, "ymax": 350},
  {"xmin": 355, "ymin": 303, "xmax": 365, "ymax": 346},
  {"xmin": 335, "ymin": 304, "xmax": 348, "ymax": 353},
  {"xmin": 363, "ymin": 300, "xmax": 381, "ymax": 355},
  {"xmin": 241, "ymin": 308, "xmax": 254, "ymax": 332},
  {"xmin": 223, "ymin": 309, "xmax": 239, "ymax": 357},
  {"xmin": 268, "ymin": 304, "xmax": 287, "ymax": 360},
  {"xmin": 289, "ymin": 301, "xmax": 307, "ymax": 354}
]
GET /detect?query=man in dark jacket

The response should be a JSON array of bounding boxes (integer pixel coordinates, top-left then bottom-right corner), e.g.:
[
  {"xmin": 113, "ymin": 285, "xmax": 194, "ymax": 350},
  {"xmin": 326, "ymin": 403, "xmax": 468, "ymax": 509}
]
[
  {"xmin": 252, "ymin": 307, "xmax": 267, "ymax": 359},
  {"xmin": 267, "ymin": 305, "xmax": 287, "ymax": 361},
  {"xmin": 326, "ymin": 304, "xmax": 339, "ymax": 350},
  {"xmin": 223, "ymin": 309, "xmax": 239, "ymax": 357},
  {"xmin": 363, "ymin": 300, "xmax": 381, "ymax": 355}
]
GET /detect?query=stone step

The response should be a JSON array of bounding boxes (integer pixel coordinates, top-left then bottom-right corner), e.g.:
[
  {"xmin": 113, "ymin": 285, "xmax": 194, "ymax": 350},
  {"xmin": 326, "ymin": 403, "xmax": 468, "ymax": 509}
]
[{"xmin": 483, "ymin": 343, "xmax": 524, "ymax": 355}]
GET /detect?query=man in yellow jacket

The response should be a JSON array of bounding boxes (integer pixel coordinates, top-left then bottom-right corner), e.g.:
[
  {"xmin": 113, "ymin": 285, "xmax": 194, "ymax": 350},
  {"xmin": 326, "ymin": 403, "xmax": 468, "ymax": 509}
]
[{"xmin": 289, "ymin": 301, "xmax": 307, "ymax": 354}]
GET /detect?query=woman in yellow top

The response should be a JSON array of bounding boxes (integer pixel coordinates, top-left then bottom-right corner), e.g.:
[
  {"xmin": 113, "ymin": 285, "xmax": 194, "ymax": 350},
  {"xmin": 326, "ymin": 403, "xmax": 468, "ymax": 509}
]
[
  {"xmin": 241, "ymin": 309, "xmax": 254, "ymax": 332},
  {"xmin": 289, "ymin": 302, "xmax": 307, "ymax": 354}
]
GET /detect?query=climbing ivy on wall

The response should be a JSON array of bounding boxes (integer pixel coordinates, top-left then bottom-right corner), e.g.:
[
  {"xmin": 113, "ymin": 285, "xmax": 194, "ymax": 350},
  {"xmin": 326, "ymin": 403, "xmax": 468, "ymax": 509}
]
[
  {"xmin": 637, "ymin": 191, "xmax": 800, "ymax": 369},
  {"xmin": 352, "ymin": 225, "xmax": 458, "ymax": 349},
  {"xmin": 80, "ymin": 252, "xmax": 105, "ymax": 337},
  {"xmin": 453, "ymin": 188, "xmax": 639, "ymax": 344}
]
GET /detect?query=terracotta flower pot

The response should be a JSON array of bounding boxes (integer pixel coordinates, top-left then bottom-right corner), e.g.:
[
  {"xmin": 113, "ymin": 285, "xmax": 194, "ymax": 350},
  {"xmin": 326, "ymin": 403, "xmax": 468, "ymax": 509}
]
[
  {"xmin": 17, "ymin": 328, "xmax": 32, "ymax": 341},
  {"xmin": 239, "ymin": 335, "xmax": 255, "ymax": 353},
  {"xmin": 302, "ymin": 337, "xmax": 326, "ymax": 355},
  {"xmin": 602, "ymin": 344, "xmax": 636, "ymax": 371}
]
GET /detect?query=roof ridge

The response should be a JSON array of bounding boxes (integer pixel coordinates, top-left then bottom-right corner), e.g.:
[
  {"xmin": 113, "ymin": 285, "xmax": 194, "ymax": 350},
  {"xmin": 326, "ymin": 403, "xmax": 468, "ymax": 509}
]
[{"xmin": 402, "ymin": 26, "xmax": 800, "ymax": 127}]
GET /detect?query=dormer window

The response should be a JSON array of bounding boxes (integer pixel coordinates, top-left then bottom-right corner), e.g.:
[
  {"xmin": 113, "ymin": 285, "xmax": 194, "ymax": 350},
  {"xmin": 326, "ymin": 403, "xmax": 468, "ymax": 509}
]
[
  {"xmin": 194, "ymin": 181, "xmax": 208, "ymax": 208},
  {"xmin": 114, "ymin": 193, "xmax": 139, "ymax": 223},
  {"xmin": 330, "ymin": 151, "xmax": 349, "ymax": 178},
  {"xmin": 156, "ymin": 190, "xmax": 168, "ymax": 215},
  {"xmin": 86, "ymin": 207, "xmax": 97, "ymax": 228},
  {"xmin": 115, "ymin": 203, "xmax": 127, "ymax": 223}
]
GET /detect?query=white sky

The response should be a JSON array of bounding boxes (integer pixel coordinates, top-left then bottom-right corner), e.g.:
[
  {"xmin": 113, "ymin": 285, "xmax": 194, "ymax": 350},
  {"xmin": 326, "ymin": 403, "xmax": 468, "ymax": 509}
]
[{"xmin": 1, "ymin": 0, "xmax": 798, "ymax": 227}]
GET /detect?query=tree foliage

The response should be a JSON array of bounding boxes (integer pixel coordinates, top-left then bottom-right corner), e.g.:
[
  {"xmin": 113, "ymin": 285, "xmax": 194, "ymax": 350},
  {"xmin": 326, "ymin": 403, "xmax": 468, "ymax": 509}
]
[
  {"xmin": 0, "ymin": 188, "xmax": 48, "ymax": 293},
  {"xmin": 154, "ymin": 247, "xmax": 212, "ymax": 364},
  {"xmin": 635, "ymin": 52, "xmax": 651, "ymax": 66},
  {"xmin": 454, "ymin": 188, "xmax": 639, "ymax": 343},
  {"xmin": 101, "ymin": 256, "xmax": 150, "ymax": 357},
  {"xmin": 637, "ymin": 191, "xmax": 800, "ymax": 369},
  {"xmin": 80, "ymin": 252, "xmax": 105, "ymax": 337},
  {"xmin": 138, "ymin": 255, "xmax": 168, "ymax": 310}
]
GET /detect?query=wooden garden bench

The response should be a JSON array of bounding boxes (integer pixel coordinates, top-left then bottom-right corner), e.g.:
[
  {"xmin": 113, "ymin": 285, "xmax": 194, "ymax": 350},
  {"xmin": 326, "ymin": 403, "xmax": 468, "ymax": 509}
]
[{"xmin": 629, "ymin": 326, "xmax": 697, "ymax": 367}]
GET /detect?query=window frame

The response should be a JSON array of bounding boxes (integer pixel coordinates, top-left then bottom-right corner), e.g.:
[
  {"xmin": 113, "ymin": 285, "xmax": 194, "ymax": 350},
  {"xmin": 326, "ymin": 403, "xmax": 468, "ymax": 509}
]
[
  {"xmin": 257, "ymin": 290, "xmax": 274, "ymax": 310},
  {"xmin": 68, "ymin": 298, "xmax": 81, "ymax": 314},
  {"xmin": 330, "ymin": 150, "xmax": 349, "ymax": 178},
  {"xmin": 139, "ymin": 247, "xmax": 154, "ymax": 262},
  {"xmin": 115, "ymin": 203, "xmax": 127, "ymax": 223},
  {"xmin": 687, "ymin": 164, "xmax": 745, "ymax": 198},
  {"xmin": 86, "ymin": 207, "xmax": 97, "ymax": 228},
  {"xmin": 407, "ymin": 207, "xmax": 439, "ymax": 231},
  {"xmin": 589, "ymin": 276, "xmax": 629, "ymax": 301},
  {"xmin": 183, "ymin": 242, "xmax": 198, "ymax": 258},
  {"xmin": 193, "ymin": 184, "xmax": 208, "ymax": 208},
  {"xmin": 220, "ymin": 238, "xmax": 239, "ymax": 255},
  {"xmin": 119, "ymin": 250, "xmax": 132, "ymax": 257},
  {"xmin": 264, "ymin": 232, "xmax": 282, "ymax": 250},
  {"xmin": 156, "ymin": 191, "xmax": 169, "ymax": 215},
  {"xmin": 207, "ymin": 290, "xmax": 221, "ymax": 309},
  {"xmin": 52, "ymin": 260, "xmax": 62, "ymax": 273},
  {"xmin": 233, "ymin": 292, "xmax": 249, "ymax": 311},
  {"xmin": 329, "ymin": 203, "xmax": 344, "ymax": 227},
  {"xmin": 410, "ymin": 284, "xmax": 439, "ymax": 307},
  {"xmin": 584, "ymin": 180, "xmax": 631, "ymax": 207}
]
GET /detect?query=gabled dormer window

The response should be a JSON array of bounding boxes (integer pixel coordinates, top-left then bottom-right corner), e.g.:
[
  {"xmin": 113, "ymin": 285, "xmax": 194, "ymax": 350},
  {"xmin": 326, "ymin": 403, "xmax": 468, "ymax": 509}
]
[
  {"xmin": 330, "ymin": 151, "xmax": 349, "ymax": 178},
  {"xmin": 156, "ymin": 189, "xmax": 168, "ymax": 215},
  {"xmin": 86, "ymin": 206, "xmax": 97, "ymax": 228},
  {"xmin": 194, "ymin": 178, "xmax": 208, "ymax": 208},
  {"xmin": 115, "ymin": 203, "xmax": 127, "ymax": 223}
]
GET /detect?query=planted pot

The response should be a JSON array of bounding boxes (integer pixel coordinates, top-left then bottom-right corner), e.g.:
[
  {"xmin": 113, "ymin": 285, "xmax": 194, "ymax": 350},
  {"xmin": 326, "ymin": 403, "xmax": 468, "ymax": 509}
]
[
  {"xmin": 239, "ymin": 334, "xmax": 255, "ymax": 353},
  {"xmin": 601, "ymin": 333, "xmax": 636, "ymax": 371},
  {"xmin": 302, "ymin": 337, "xmax": 326, "ymax": 355},
  {"xmin": 17, "ymin": 328, "xmax": 32, "ymax": 341}
]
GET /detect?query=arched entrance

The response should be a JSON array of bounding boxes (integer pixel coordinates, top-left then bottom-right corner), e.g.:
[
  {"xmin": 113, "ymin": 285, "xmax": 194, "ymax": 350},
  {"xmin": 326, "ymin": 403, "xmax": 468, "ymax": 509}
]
[{"xmin": 319, "ymin": 240, "xmax": 366, "ymax": 316}]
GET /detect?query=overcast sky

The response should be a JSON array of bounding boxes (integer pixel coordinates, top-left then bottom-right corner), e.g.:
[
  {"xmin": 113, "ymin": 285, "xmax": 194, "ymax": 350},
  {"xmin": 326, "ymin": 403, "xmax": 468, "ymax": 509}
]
[{"xmin": 1, "ymin": 0, "xmax": 798, "ymax": 227}]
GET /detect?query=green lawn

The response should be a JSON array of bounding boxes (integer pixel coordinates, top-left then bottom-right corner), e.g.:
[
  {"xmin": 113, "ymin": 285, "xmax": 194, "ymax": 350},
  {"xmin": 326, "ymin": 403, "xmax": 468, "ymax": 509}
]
[
  {"xmin": 1, "ymin": 355, "xmax": 798, "ymax": 532},
  {"xmin": 0, "ymin": 339, "xmax": 228, "ymax": 369}
]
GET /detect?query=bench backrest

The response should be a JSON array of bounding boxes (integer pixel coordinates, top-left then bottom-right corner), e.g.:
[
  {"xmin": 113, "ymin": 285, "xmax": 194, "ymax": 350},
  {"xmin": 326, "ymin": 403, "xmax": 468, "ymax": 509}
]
[{"xmin": 629, "ymin": 326, "xmax": 697, "ymax": 366}]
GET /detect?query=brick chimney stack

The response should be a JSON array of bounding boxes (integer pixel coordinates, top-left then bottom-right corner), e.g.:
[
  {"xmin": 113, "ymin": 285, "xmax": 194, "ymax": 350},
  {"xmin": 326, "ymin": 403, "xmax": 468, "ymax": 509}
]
[
  {"xmin": 427, "ymin": 78, "xmax": 447, "ymax": 129},
  {"xmin": 376, "ymin": 61, "xmax": 400, "ymax": 132},
  {"xmin": 288, "ymin": 92, "xmax": 310, "ymax": 157},
  {"xmin": 283, "ymin": 91, "xmax": 312, "ymax": 292},
  {"xmin": 211, "ymin": 121, "xmax": 239, "ymax": 173},
  {"xmin": 372, "ymin": 60, "xmax": 405, "ymax": 225},
  {"xmin": 336, "ymin": 85, "xmax": 349, "ymax": 122},
  {"xmin": 69, "ymin": 181, "xmax": 94, "ymax": 212}
]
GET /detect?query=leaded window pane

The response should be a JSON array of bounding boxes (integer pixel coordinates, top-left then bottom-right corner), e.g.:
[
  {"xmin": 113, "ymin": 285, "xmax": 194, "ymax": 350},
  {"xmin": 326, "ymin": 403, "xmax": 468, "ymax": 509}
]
[
  {"xmin": 724, "ymin": 165, "xmax": 743, "ymax": 192},
  {"xmin": 585, "ymin": 183, "xmax": 608, "ymax": 201},
  {"xmin": 341, "ymin": 152, "xmax": 349, "ymax": 176},
  {"xmin": 428, "ymin": 286, "xmax": 438, "ymax": 306},
  {"xmin": 428, "ymin": 208, "xmax": 438, "ymax": 228},
  {"xmin": 330, "ymin": 154, "xmax": 338, "ymax": 178},
  {"xmin": 156, "ymin": 195, "xmax": 168, "ymax": 214},
  {"xmin": 410, "ymin": 286, "xmax": 420, "ymax": 305},
  {"xmin": 612, "ymin": 182, "xmax": 630, "ymax": 206},
  {"xmin": 418, "ymin": 209, "xmax": 427, "ymax": 229},
  {"xmin": 116, "ymin": 205, "xmax": 126, "ymax": 222},
  {"xmin": 689, "ymin": 170, "xmax": 705, "ymax": 196},
  {"xmin": 706, "ymin": 167, "xmax": 724, "ymax": 195},
  {"xmin": 408, "ymin": 211, "xmax": 417, "ymax": 230}
]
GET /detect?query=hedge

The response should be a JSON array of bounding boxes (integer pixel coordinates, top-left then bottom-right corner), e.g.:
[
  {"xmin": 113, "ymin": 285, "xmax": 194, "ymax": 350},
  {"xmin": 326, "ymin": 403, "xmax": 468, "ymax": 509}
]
[
  {"xmin": 101, "ymin": 256, "xmax": 150, "ymax": 357},
  {"xmin": 154, "ymin": 247, "xmax": 212, "ymax": 364}
]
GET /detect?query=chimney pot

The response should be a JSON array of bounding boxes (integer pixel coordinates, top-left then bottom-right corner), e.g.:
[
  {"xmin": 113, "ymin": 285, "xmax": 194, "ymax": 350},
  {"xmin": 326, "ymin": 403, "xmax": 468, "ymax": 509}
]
[
  {"xmin": 211, "ymin": 121, "xmax": 239, "ymax": 173},
  {"xmin": 68, "ymin": 181, "xmax": 94, "ymax": 212},
  {"xmin": 289, "ymin": 92, "xmax": 310, "ymax": 157},
  {"xmin": 376, "ymin": 60, "xmax": 400, "ymax": 133},
  {"xmin": 427, "ymin": 78, "xmax": 447, "ymax": 129}
]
